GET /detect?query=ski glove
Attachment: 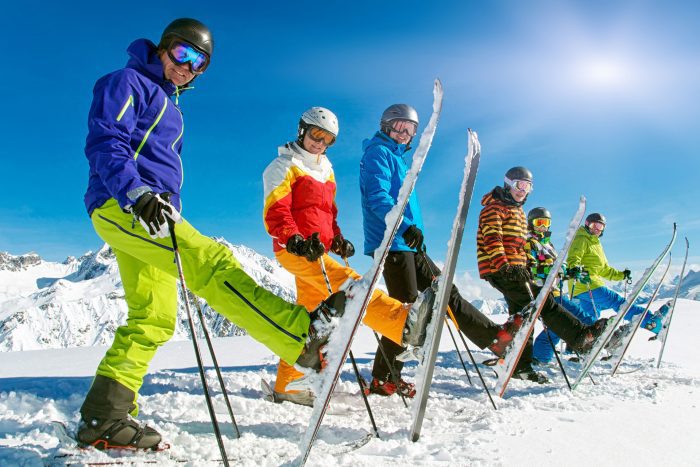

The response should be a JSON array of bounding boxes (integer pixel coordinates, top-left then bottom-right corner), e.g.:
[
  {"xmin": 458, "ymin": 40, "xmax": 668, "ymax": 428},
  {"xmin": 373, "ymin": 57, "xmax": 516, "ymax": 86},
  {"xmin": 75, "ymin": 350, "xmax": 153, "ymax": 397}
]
[
  {"xmin": 402, "ymin": 225, "xmax": 424, "ymax": 250},
  {"xmin": 566, "ymin": 266, "xmax": 591, "ymax": 284},
  {"xmin": 622, "ymin": 269, "xmax": 632, "ymax": 281},
  {"xmin": 130, "ymin": 192, "xmax": 182, "ymax": 239},
  {"xmin": 330, "ymin": 234, "xmax": 355, "ymax": 258},
  {"xmin": 286, "ymin": 232, "xmax": 326, "ymax": 262}
]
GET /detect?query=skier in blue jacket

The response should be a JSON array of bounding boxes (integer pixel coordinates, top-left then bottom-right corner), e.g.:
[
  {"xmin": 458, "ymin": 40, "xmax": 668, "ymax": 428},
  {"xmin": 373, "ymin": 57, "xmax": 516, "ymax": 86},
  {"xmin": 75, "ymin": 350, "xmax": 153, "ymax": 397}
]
[
  {"xmin": 78, "ymin": 18, "xmax": 338, "ymax": 450},
  {"xmin": 359, "ymin": 104, "xmax": 514, "ymax": 397}
]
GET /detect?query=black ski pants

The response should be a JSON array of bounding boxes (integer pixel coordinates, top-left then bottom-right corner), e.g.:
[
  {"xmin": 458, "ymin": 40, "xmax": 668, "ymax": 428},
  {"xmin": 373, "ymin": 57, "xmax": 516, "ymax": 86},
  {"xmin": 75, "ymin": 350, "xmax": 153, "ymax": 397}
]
[
  {"xmin": 485, "ymin": 272, "xmax": 588, "ymax": 366},
  {"xmin": 372, "ymin": 250, "xmax": 500, "ymax": 380}
]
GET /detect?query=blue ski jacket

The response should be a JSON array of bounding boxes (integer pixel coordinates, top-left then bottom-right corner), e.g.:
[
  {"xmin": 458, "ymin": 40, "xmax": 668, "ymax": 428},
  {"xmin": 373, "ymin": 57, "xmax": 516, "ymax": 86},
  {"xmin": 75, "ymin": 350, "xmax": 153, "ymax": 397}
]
[
  {"xmin": 84, "ymin": 39, "xmax": 185, "ymax": 215},
  {"xmin": 359, "ymin": 131, "xmax": 424, "ymax": 255}
]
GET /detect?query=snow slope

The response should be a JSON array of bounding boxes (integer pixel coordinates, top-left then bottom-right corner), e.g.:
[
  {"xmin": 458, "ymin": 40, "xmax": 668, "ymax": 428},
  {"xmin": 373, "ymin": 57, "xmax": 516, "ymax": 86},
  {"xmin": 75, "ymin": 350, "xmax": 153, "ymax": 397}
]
[{"xmin": 0, "ymin": 300, "xmax": 698, "ymax": 466}]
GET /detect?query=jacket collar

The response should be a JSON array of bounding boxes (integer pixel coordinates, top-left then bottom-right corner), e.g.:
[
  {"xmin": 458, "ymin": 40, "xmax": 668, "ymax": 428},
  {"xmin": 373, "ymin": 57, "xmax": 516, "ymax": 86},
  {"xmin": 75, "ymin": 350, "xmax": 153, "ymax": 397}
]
[
  {"xmin": 363, "ymin": 131, "xmax": 408, "ymax": 157},
  {"xmin": 125, "ymin": 39, "xmax": 178, "ymax": 96},
  {"xmin": 279, "ymin": 142, "xmax": 328, "ymax": 167}
]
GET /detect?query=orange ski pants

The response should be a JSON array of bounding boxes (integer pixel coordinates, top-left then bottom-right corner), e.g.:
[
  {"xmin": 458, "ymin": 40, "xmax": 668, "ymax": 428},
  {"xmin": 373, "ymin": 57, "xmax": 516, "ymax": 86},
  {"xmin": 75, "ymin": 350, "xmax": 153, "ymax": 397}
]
[{"xmin": 273, "ymin": 250, "xmax": 408, "ymax": 393}]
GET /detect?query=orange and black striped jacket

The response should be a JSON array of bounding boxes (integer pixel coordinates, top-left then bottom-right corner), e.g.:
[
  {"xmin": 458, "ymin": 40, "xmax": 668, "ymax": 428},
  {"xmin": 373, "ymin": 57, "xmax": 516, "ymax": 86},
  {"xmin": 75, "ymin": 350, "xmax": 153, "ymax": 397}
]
[{"xmin": 477, "ymin": 186, "xmax": 528, "ymax": 278}]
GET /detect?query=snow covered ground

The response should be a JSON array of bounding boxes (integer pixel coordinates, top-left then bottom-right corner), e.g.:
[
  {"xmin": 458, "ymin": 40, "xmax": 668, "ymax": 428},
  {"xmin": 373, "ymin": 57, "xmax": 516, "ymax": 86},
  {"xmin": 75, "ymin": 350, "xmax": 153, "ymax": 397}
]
[{"xmin": 0, "ymin": 299, "xmax": 697, "ymax": 466}]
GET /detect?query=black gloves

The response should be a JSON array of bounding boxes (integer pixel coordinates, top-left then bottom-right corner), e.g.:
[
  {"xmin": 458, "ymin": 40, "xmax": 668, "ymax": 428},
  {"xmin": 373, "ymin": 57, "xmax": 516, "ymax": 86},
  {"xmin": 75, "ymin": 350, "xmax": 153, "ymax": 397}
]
[
  {"xmin": 402, "ymin": 225, "xmax": 424, "ymax": 250},
  {"xmin": 566, "ymin": 266, "xmax": 591, "ymax": 284},
  {"xmin": 623, "ymin": 269, "xmax": 632, "ymax": 281},
  {"xmin": 131, "ymin": 192, "xmax": 181, "ymax": 239},
  {"xmin": 287, "ymin": 232, "xmax": 325, "ymax": 262},
  {"xmin": 330, "ymin": 234, "xmax": 355, "ymax": 258},
  {"xmin": 499, "ymin": 264, "xmax": 531, "ymax": 282}
]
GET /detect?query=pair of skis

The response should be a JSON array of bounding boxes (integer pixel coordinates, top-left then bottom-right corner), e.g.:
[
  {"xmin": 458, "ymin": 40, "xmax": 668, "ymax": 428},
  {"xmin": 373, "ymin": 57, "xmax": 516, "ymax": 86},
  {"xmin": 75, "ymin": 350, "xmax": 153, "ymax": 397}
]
[{"xmin": 571, "ymin": 225, "xmax": 678, "ymax": 389}]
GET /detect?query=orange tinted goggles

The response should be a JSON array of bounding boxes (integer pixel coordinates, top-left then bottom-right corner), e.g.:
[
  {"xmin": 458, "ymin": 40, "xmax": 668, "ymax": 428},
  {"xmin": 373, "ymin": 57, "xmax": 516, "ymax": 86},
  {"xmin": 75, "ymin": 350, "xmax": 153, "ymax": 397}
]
[
  {"xmin": 307, "ymin": 126, "xmax": 336, "ymax": 146},
  {"xmin": 532, "ymin": 218, "xmax": 551, "ymax": 228}
]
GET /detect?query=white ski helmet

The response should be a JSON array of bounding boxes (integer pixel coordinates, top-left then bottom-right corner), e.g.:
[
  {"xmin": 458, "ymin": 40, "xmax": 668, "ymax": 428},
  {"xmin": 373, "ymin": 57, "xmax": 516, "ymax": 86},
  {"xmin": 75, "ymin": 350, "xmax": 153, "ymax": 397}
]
[{"xmin": 297, "ymin": 107, "xmax": 339, "ymax": 145}]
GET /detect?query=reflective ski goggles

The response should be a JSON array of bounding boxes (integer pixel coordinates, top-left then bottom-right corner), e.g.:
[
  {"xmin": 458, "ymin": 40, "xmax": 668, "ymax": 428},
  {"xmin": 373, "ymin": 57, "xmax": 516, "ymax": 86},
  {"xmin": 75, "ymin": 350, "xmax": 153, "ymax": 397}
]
[
  {"xmin": 167, "ymin": 41, "xmax": 210, "ymax": 74},
  {"xmin": 390, "ymin": 120, "xmax": 418, "ymax": 137},
  {"xmin": 307, "ymin": 126, "xmax": 336, "ymax": 146},
  {"xmin": 505, "ymin": 177, "xmax": 533, "ymax": 194},
  {"xmin": 532, "ymin": 218, "xmax": 551, "ymax": 228},
  {"xmin": 587, "ymin": 221, "xmax": 605, "ymax": 232}
]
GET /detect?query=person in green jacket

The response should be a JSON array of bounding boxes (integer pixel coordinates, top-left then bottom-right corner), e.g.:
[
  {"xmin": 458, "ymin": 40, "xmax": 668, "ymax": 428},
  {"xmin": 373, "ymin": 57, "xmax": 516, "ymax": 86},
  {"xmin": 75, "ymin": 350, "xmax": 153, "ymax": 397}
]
[{"xmin": 566, "ymin": 213, "xmax": 670, "ymax": 338}]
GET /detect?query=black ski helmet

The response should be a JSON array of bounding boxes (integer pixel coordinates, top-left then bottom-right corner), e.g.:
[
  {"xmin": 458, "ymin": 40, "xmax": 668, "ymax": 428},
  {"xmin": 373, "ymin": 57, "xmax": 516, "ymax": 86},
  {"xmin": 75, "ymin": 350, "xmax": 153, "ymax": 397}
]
[
  {"xmin": 380, "ymin": 104, "xmax": 419, "ymax": 135},
  {"xmin": 159, "ymin": 18, "xmax": 214, "ymax": 58},
  {"xmin": 527, "ymin": 207, "xmax": 551, "ymax": 230},
  {"xmin": 585, "ymin": 212, "xmax": 606, "ymax": 237},
  {"xmin": 505, "ymin": 166, "xmax": 533, "ymax": 183},
  {"xmin": 585, "ymin": 213, "xmax": 607, "ymax": 225}
]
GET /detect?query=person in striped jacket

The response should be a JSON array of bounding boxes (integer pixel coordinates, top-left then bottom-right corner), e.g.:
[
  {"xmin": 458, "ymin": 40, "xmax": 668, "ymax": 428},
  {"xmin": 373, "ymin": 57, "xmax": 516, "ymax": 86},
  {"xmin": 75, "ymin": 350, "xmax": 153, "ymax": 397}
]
[
  {"xmin": 262, "ymin": 107, "xmax": 430, "ymax": 405},
  {"xmin": 477, "ymin": 167, "xmax": 607, "ymax": 383}
]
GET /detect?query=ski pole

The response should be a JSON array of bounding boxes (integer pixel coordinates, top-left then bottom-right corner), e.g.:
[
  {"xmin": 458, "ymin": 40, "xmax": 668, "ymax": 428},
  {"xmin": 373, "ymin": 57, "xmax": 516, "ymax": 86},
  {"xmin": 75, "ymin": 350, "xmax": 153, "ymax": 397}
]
[
  {"xmin": 342, "ymin": 257, "xmax": 409, "ymax": 408},
  {"xmin": 561, "ymin": 278, "xmax": 595, "ymax": 386},
  {"xmin": 446, "ymin": 307, "xmax": 497, "ymax": 410},
  {"xmin": 189, "ymin": 292, "xmax": 241, "ymax": 438},
  {"xmin": 525, "ymin": 282, "xmax": 571, "ymax": 390},
  {"xmin": 169, "ymin": 223, "xmax": 230, "ymax": 467},
  {"xmin": 443, "ymin": 315, "xmax": 472, "ymax": 385},
  {"xmin": 319, "ymin": 256, "xmax": 380, "ymax": 438},
  {"xmin": 418, "ymin": 249, "xmax": 496, "ymax": 410}
]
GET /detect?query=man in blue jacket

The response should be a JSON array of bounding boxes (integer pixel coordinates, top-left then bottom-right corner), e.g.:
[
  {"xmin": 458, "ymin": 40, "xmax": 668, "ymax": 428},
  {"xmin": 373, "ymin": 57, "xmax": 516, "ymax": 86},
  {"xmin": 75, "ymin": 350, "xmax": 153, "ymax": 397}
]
[
  {"xmin": 79, "ymin": 18, "xmax": 338, "ymax": 450},
  {"xmin": 359, "ymin": 104, "xmax": 514, "ymax": 397}
]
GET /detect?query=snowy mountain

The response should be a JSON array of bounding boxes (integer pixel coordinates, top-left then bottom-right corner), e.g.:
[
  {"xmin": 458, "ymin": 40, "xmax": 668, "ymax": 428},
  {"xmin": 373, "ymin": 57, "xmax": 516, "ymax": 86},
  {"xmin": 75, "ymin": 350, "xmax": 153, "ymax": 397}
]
[
  {"xmin": 0, "ymin": 241, "xmax": 296, "ymax": 352},
  {"xmin": 2, "ymin": 244, "xmax": 698, "ymax": 352}
]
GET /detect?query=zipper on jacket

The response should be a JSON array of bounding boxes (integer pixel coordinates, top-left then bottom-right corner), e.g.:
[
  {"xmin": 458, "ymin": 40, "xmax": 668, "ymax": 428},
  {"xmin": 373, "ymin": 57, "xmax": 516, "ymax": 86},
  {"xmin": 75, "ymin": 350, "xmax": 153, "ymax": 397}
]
[{"xmin": 133, "ymin": 96, "xmax": 168, "ymax": 160}]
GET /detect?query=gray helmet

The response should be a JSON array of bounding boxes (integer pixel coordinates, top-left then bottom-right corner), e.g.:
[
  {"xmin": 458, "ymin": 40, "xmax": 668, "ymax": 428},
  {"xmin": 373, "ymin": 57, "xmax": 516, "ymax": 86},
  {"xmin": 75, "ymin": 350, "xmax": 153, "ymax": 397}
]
[
  {"xmin": 527, "ymin": 207, "xmax": 551, "ymax": 230},
  {"xmin": 380, "ymin": 104, "xmax": 419, "ymax": 134},
  {"xmin": 160, "ymin": 18, "xmax": 214, "ymax": 57}
]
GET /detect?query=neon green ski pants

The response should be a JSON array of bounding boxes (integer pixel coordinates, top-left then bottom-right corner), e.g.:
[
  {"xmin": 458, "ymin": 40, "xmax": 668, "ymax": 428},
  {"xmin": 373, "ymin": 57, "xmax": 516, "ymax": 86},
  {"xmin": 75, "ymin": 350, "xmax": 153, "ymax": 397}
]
[{"xmin": 91, "ymin": 198, "xmax": 310, "ymax": 393}]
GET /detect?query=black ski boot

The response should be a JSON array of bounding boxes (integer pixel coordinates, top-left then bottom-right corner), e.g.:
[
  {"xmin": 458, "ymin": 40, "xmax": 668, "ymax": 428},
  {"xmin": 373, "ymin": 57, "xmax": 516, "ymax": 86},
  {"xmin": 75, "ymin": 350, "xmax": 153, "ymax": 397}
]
[
  {"xmin": 77, "ymin": 416, "xmax": 162, "ymax": 450},
  {"xmin": 571, "ymin": 317, "xmax": 609, "ymax": 353},
  {"xmin": 512, "ymin": 363, "xmax": 549, "ymax": 384},
  {"xmin": 295, "ymin": 291, "xmax": 347, "ymax": 371}
]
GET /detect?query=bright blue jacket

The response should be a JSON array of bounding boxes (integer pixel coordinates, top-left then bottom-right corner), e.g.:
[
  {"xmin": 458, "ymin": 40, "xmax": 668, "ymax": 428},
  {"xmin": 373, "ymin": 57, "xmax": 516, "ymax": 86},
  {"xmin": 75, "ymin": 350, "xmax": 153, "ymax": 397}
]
[
  {"xmin": 84, "ymin": 39, "xmax": 185, "ymax": 215},
  {"xmin": 359, "ymin": 131, "xmax": 424, "ymax": 255}
]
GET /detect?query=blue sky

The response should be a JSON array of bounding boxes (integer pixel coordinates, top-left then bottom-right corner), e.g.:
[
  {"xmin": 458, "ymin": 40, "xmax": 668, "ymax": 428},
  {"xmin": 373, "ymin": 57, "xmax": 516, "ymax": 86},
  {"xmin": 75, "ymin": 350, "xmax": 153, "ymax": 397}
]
[{"xmin": 2, "ymin": 1, "xmax": 698, "ymax": 280}]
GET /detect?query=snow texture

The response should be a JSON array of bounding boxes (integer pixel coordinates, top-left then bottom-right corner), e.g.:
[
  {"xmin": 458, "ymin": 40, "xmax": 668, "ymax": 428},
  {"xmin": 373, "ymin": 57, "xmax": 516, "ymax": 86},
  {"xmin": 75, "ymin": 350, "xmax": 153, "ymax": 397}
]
[{"xmin": 0, "ymin": 300, "xmax": 698, "ymax": 466}]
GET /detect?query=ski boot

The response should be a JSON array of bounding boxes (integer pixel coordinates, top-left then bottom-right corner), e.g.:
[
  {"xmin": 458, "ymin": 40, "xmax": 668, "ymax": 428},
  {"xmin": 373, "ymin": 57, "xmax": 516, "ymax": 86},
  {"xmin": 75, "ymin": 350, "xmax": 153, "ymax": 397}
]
[
  {"xmin": 402, "ymin": 286, "xmax": 436, "ymax": 348},
  {"xmin": 367, "ymin": 377, "xmax": 417, "ymax": 398},
  {"xmin": 77, "ymin": 416, "xmax": 162, "ymax": 450},
  {"xmin": 488, "ymin": 313, "xmax": 525, "ymax": 357},
  {"xmin": 512, "ymin": 363, "xmax": 549, "ymax": 384},
  {"xmin": 295, "ymin": 291, "xmax": 347, "ymax": 371},
  {"xmin": 641, "ymin": 301, "xmax": 672, "ymax": 335},
  {"xmin": 571, "ymin": 317, "xmax": 609, "ymax": 354}
]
